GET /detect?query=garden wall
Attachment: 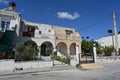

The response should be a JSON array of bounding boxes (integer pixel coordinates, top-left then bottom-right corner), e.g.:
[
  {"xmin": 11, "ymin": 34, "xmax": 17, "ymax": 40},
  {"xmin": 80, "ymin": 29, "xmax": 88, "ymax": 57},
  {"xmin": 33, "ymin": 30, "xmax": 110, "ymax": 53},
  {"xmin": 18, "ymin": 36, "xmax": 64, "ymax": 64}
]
[
  {"xmin": 0, "ymin": 59, "xmax": 53, "ymax": 71},
  {"xmin": 0, "ymin": 59, "xmax": 14, "ymax": 71},
  {"xmin": 96, "ymin": 56, "xmax": 120, "ymax": 63}
]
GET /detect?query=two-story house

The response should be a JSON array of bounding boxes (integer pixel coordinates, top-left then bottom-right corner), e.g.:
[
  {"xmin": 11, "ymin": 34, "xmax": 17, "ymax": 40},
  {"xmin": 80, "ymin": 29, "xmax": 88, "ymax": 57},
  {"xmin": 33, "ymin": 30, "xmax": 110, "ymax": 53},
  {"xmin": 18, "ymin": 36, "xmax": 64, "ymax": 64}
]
[{"xmin": 0, "ymin": 2, "xmax": 81, "ymax": 60}]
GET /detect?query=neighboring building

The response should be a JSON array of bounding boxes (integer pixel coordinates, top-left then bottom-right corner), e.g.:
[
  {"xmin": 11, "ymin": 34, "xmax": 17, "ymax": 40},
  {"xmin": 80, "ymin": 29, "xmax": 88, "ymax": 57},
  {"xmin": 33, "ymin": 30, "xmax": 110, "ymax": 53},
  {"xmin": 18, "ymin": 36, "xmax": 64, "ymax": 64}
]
[
  {"xmin": 98, "ymin": 34, "xmax": 120, "ymax": 48},
  {"xmin": 0, "ymin": 2, "xmax": 21, "ymax": 52},
  {"xmin": 0, "ymin": 2, "xmax": 81, "ymax": 59}
]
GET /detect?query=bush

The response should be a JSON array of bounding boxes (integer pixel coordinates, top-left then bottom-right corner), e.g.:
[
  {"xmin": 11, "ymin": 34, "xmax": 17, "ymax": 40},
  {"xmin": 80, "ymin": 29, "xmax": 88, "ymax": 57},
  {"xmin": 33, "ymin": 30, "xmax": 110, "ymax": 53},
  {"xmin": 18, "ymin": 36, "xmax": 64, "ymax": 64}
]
[
  {"xmin": 16, "ymin": 44, "xmax": 39, "ymax": 61},
  {"xmin": 0, "ymin": 50, "xmax": 14, "ymax": 59},
  {"xmin": 54, "ymin": 55, "xmax": 70, "ymax": 64},
  {"xmin": 103, "ymin": 46, "xmax": 114, "ymax": 56}
]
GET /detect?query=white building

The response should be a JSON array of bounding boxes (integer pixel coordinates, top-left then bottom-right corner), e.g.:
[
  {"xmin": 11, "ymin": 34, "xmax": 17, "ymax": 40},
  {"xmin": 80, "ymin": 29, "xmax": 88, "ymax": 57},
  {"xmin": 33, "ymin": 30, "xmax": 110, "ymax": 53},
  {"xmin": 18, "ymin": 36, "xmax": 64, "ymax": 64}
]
[{"xmin": 98, "ymin": 34, "xmax": 120, "ymax": 48}]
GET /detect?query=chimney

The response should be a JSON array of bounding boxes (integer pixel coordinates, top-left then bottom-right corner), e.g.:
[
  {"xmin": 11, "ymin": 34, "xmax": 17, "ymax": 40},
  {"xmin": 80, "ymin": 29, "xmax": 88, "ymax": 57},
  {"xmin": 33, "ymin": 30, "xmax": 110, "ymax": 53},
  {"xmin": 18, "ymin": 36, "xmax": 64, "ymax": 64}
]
[{"xmin": 8, "ymin": 2, "xmax": 16, "ymax": 11}]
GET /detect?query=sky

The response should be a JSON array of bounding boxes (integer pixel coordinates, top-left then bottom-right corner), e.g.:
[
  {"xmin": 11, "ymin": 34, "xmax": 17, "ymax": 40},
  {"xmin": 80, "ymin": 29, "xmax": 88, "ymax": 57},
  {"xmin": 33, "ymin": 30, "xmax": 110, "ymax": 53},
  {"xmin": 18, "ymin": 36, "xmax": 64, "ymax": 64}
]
[{"xmin": 0, "ymin": 0, "xmax": 120, "ymax": 40}]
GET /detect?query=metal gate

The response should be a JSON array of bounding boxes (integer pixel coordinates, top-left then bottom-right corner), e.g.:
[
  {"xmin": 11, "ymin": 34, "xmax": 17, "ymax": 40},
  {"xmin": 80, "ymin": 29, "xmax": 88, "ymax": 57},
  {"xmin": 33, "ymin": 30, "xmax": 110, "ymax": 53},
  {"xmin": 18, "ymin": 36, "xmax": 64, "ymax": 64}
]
[{"xmin": 80, "ymin": 53, "xmax": 94, "ymax": 64}]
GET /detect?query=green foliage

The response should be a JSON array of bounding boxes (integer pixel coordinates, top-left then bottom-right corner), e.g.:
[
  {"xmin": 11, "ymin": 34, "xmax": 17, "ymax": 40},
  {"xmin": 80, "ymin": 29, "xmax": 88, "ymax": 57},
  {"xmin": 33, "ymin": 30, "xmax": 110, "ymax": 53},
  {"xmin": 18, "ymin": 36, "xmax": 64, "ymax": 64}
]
[
  {"xmin": 54, "ymin": 51, "xmax": 70, "ymax": 64},
  {"xmin": 0, "ymin": 51, "xmax": 14, "ymax": 59},
  {"xmin": 103, "ymin": 46, "xmax": 115, "ymax": 56},
  {"xmin": 16, "ymin": 44, "xmax": 39, "ymax": 61},
  {"xmin": 54, "ymin": 56, "xmax": 70, "ymax": 64},
  {"xmin": 82, "ymin": 40, "xmax": 101, "ymax": 53},
  {"xmin": 81, "ymin": 40, "xmax": 116, "ymax": 56}
]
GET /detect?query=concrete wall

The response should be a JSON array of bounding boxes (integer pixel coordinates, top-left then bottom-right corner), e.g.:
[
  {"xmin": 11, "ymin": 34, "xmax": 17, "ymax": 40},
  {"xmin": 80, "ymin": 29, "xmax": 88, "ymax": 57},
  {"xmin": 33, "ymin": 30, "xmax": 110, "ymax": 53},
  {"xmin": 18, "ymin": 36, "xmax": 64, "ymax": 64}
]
[
  {"xmin": 0, "ymin": 60, "xmax": 53, "ymax": 71},
  {"xmin": 15, "ymin": 61, "xmax": 53, "ymax": 70},
  {"xmin": 0, "ymin": 59, "xmax": 14, "ymax": 71},
  {"xmin": 96, "ymin": 56, "xmax": 120, "ymax": 63}
]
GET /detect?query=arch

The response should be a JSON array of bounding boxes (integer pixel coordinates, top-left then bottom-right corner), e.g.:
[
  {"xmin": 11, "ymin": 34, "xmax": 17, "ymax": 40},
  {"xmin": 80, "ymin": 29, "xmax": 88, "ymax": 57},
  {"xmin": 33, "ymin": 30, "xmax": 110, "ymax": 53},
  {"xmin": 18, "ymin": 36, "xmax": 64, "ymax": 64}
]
[
  {"xmin": 56, "ymin": 42, "xmax": 67, "ymax": 55},
  {"xmin": 70, "ymin": 43, "xmax": 76, "ymax": 55},
  {"xmin": 41, "ymin": 41, "xmax": 53, "ymax": 56},
  {"xmin": 24, "ymin": 40, "xmax": 37, "ymax": 47}
]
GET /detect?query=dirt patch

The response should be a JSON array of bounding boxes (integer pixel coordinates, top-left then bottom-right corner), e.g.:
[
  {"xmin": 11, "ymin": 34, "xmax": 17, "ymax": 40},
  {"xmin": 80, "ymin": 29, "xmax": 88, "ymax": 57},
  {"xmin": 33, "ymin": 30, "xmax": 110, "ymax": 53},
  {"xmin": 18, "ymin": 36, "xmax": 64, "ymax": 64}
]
[{"xmin": 79, "ymin": 63, "xmax": 103, "ymax": 70}]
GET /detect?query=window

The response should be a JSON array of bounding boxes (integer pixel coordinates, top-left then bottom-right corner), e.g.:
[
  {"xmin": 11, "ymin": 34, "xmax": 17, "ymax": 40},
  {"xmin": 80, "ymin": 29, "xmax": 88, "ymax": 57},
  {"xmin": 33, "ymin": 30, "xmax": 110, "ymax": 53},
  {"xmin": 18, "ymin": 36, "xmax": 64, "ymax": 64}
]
[
  {"xmin": 1, "ymin": 21, "xmax": 10, "ymax": 30},
  {"xmin": 48, "ymin": 30, "xmax": 51, "ymax": 32},
  {"xmin": 65, "ymin": 30, "xmax": 73, "ymax": 39},
  {"xmin": 39, "ymin": 31, "xmax": 41, "ymax": 34},
  {"xmin": 1, "ymin": 21, "xmax": 5, "ymax": 29}
]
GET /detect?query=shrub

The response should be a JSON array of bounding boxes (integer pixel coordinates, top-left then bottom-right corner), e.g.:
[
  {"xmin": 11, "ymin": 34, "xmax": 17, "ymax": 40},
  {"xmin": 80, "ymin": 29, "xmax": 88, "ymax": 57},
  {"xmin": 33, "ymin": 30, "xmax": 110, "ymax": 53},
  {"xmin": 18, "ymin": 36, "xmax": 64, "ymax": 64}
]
[
  {"xmin": 0, "ymin": 50, "xmax": 14, "ymax": 59},
  {"xmin": 103, "ymin": 46, "xmax": 114, "ymax": 56},
  {"xmin": 16, "ymin": 44, "xmax": 39, "ymax": 61},
  {"xmin": 54, "ymin": 54, "xmax": 70, "ymax": 64}
]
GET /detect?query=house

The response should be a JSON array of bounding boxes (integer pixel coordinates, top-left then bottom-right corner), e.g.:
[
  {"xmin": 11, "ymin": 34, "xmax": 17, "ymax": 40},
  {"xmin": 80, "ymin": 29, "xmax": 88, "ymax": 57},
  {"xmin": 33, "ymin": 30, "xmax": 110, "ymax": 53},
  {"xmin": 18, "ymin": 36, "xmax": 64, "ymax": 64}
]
[
  {"xmin": 0, "ymin": 2, "xmax": 20, "ymax": 52},
  {"xmin": 0, "ymin": 2, "xmax": 81, "ymax": 60}
]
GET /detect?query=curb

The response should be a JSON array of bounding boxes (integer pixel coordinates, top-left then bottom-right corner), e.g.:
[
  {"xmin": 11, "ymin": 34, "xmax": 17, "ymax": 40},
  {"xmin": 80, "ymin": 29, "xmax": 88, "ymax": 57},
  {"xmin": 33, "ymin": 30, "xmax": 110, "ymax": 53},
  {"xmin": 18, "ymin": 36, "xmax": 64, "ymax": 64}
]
[{"xmin": 0, "ymin": 66, "xmax": 75, "ymax": 76}]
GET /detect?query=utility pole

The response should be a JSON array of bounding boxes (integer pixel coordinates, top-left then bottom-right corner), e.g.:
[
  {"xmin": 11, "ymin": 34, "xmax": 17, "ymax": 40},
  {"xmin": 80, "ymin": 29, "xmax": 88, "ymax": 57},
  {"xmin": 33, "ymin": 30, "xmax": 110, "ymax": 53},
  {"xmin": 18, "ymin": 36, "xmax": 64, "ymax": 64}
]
[{"xmin": 112, "ymin": 11, "xmax": 119, "ymax": 55}]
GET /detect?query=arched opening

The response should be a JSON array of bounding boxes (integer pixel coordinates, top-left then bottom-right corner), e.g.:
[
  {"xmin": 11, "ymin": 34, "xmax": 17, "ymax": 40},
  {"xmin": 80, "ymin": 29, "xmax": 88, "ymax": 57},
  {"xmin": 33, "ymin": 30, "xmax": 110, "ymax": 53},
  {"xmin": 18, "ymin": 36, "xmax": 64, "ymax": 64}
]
[
  {"xmin": 70, "ymin": 43, "xmax": 76, "ymax": 55},
  {"xmin": 24, "ymin": 40, "xmax": 37, "ymax": 47},
  {"xmin": 41, "ymin": 41, "xmax": 53, "ymax": 56},
  {"xmin": 56, "ymin": 42, "xmax": 67, "ymax": 55}
]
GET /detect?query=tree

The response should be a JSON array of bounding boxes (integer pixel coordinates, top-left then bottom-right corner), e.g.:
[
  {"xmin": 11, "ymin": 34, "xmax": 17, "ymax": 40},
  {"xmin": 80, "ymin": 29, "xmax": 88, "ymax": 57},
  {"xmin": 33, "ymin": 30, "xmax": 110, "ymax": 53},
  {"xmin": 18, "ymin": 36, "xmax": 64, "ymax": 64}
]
[{"xmin": 81, "ymin": 40, "xmax": 101, "ymax": 53}]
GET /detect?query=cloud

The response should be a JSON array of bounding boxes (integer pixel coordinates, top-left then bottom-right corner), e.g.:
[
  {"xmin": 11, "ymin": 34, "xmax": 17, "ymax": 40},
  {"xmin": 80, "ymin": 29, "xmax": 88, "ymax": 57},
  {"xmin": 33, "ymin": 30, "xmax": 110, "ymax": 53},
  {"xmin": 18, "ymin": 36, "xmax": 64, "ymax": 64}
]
[
  {"xmin": 57, "ymin": 12, "xmax": 80, "ymax": 20},
  {"xmin": 0, "ymin": 0, "xmax": 9, "ymax": 5}
]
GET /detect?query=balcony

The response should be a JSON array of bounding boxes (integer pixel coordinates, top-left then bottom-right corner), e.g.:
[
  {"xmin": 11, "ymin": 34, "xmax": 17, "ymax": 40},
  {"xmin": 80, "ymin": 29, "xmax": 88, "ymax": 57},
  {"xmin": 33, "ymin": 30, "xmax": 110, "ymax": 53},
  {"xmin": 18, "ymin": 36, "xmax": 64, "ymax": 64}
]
[{"xmin": 22, "ymin": 32, "xmax": 35, "ymax": 37}]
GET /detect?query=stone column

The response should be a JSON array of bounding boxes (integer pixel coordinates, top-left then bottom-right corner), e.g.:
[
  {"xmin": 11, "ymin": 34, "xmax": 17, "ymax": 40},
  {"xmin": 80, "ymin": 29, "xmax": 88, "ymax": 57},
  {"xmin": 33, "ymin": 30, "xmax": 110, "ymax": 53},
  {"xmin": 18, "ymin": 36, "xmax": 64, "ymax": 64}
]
[
  {"xmin": 38, "ymin": 46, "xmax": 41, "ymax": 58},
  {"xmin": 67, "ymin": 45, "xmax": 70, "ymax": 57}
]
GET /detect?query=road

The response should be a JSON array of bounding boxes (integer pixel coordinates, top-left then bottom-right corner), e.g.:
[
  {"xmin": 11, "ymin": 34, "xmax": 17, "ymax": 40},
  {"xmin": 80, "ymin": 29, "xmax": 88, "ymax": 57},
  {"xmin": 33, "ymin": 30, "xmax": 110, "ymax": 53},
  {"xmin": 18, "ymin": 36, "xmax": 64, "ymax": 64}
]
[{"xmin": 0, "ymin": 62, "xmax": 120, "ymax": 80}]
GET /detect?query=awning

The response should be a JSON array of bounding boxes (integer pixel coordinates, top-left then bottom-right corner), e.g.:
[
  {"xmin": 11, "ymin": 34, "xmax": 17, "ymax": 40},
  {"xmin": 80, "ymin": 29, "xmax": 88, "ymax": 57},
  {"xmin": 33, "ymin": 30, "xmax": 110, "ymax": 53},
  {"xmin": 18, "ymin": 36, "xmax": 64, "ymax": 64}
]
[
  {"xmin": 1, "ymin": 30, "xmax": 16, "ymax": 45},
  {"xmin": 0, "ymin": 30, "xmax": 16, "ymax": 52}
]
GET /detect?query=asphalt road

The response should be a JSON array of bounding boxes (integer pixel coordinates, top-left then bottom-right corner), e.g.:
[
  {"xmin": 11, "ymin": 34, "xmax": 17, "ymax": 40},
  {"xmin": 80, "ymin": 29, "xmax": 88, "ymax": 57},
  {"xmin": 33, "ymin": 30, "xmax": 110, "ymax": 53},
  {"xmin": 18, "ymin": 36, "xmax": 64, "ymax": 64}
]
[{"xmin": 1, "ymin": 62, "xmax": 120, "ymax": 80}]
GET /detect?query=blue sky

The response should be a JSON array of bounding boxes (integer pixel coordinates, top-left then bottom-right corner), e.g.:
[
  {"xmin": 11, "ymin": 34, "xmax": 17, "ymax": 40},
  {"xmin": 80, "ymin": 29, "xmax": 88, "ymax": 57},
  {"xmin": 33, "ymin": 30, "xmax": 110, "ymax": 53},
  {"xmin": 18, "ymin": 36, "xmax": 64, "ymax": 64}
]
[{"xmin": 0, "ymin": 0, "xmax": 120, "ymax": 40}]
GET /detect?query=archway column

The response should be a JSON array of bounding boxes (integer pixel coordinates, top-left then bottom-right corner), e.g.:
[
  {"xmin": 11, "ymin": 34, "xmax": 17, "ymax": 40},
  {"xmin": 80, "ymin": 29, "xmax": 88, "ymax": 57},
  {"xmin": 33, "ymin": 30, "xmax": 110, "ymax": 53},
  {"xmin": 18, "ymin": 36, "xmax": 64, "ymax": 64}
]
[
  {"xmin": 38, "ymin": 46, "xmax": 41, "ymax": 58},
  {"xmin": 67, "ymin": 46, "xmax": 70, "ymax": 56}
]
